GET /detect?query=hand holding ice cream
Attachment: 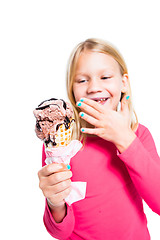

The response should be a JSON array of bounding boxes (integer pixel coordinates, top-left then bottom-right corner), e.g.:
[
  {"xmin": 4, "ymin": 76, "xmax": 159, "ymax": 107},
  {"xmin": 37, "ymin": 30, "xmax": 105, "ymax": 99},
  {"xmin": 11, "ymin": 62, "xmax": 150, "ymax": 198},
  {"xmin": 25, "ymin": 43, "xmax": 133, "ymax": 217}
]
[{"xmin": 38, "ymin": 163, "xmax": 72, "ymax": 206}]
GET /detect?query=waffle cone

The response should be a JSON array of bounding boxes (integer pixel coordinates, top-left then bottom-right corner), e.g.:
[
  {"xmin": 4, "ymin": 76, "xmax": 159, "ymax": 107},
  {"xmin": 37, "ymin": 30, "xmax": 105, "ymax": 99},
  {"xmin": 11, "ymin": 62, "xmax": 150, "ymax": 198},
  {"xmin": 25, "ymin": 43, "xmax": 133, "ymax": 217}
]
[
  {"xmin": 55, "ymin": 124, "xmax": 72, "ymax": 147},
  {"xmin": 46, "ymin": 118, "xmax": 74, "ymax": 148}
]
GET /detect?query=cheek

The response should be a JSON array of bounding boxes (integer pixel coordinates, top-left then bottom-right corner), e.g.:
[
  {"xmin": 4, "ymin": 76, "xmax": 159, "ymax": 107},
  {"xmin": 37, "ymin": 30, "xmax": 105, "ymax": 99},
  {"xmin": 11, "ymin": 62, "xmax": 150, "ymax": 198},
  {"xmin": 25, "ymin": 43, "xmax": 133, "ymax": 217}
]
[
  {"xmin": 113, "ymin": 78, "xmax": 123, "ymax": 96},
  {"xmin": 104, "ymin": 81, "xmax": 122, "ymax": 108},
  {"xmin": 72, "ymin": 84, "xmax": 82, "ymax": 102},
  {"xmin": 112, "ymin": 89, "xmax": 122, "ymax": 105},
  {"xmin": 104, "ymin": 82, "xmax": 121, "ymax": 98}
]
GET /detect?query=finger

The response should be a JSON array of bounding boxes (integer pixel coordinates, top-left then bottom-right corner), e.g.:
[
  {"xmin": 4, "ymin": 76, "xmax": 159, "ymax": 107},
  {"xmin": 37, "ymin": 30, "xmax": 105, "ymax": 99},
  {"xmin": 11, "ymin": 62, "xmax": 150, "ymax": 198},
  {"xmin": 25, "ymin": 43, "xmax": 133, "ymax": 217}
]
[
  {"xmin": 120, "ymin": 95, "xmax": 130, "ymax": 115},
  {"xmin": 43, "ymin": 179, "xmax": 72, "ymax": 197},
  {"xmin": 77, "ymin": 100, "xmax": 101, "ymax": 120},
  {"xmin": 46, "ymin": 170, "xmax": 72, "ymax": 185},
  {"xmin": 49, "ymin": 187, "xmax": 72, "ymax": 206},
  {"xmin": 81, "ymin": 127, "xmax": 101, "ymax": 136},
  {"xmin": 79, "ymin": 97, "xmax": 104, "ymax": 113},
  {"xmin": 39, "ymin": 170, "xmax": 72, "ymax": 190},
  {"xmin": 38, "ymin": 163, "xmax": 69, "ymax": 178},
  {"xmin": 57, "ymin": 163, "xmax": 71, "ymax": 172},
  {"xmin": 79, "ymin": 111, "xmax": 100, "ymax": 127},
  {"xmin": 47, "ymin": 198, "xmax": 65, "ymax": 208},
  {"xmin": 50, "ymin": 179, "xmax": 72, "ymax": 194}
]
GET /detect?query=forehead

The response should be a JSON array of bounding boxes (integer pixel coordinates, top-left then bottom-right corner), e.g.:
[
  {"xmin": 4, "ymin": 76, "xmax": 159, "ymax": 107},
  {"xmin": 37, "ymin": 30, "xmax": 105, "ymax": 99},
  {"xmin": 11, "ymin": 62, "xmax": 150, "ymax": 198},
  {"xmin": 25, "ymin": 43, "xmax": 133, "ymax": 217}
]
[{"xmin": 75, "ymin": 50, "xmax": 120, "ymax": 74}]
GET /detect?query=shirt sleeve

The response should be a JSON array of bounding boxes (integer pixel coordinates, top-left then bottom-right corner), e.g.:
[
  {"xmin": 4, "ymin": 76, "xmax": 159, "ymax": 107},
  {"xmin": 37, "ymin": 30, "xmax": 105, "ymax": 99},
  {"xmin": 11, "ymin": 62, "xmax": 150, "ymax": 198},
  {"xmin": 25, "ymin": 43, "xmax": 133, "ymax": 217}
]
[
  {"xmin": 41, "ymin": 144, "xmax": 75, "ymax": 239},
  {"xmin": 117, "ymin": 126, "xmax": 160, "ymax": 215},
  {"xmin": 43, "ymin": 199, "xmax": 75, "ymax": 240}
]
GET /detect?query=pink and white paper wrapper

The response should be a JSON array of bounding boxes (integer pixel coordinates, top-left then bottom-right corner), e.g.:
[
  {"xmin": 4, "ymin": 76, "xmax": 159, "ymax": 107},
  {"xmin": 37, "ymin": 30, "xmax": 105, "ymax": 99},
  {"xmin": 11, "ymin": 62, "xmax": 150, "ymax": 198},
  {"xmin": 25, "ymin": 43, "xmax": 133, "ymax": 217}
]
[{"xmin": 45, "ymin": 140, "xmax": 87, "ymax": 205}]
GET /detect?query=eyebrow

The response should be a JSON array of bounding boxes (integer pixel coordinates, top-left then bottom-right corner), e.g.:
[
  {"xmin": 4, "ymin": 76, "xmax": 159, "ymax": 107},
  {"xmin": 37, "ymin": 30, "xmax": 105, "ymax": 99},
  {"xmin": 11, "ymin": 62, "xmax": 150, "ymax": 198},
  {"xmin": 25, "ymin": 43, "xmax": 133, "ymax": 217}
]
[
  {"xmin": 74, "ymin": 73, "xmax": 89, "ymax": 78},
  {"xmin": 75, "ymin": 69, "xmax": 113, "ymax": 77}
]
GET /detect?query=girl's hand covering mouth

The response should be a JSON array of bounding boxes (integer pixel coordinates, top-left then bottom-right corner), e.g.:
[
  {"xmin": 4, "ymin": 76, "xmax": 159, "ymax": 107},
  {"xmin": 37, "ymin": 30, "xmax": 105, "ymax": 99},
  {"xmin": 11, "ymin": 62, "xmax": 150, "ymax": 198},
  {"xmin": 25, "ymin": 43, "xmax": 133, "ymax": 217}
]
[{"xmin": 76, "ymin": 96, "xmax": 136, "ymax": 152}]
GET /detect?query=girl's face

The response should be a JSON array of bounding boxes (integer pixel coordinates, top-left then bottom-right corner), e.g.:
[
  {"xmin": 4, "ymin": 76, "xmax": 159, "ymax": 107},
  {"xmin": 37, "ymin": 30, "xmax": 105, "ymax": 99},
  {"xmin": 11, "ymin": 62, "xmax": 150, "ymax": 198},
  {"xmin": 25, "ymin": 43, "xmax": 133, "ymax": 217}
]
[{"xmin": 73, "ymin": 50, "xmax": 128, "ymax": 111}]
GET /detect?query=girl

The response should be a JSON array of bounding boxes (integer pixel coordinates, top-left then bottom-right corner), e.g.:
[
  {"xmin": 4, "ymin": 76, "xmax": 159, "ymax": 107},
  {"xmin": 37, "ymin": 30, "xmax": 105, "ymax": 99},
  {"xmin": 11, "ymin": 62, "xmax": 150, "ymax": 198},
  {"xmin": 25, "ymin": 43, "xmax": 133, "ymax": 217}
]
[{"xmin": 38, "ymin": 38, "xmax": 160, "ymax": 240}]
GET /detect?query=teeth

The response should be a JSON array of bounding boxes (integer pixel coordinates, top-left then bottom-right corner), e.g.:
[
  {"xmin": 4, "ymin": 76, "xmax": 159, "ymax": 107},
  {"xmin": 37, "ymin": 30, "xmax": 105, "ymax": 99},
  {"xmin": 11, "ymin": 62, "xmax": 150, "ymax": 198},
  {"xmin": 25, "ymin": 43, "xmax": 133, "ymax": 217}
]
[{"xmin": 97, "ymin": 98, "xmax": 107, "ymax": 102}]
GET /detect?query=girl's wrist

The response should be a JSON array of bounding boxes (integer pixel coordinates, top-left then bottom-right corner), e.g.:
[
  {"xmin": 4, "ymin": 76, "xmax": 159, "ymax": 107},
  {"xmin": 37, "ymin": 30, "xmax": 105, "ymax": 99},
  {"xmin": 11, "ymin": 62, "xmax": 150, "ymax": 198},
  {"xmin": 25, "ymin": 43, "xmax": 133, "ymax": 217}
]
[
  {"xmin": 114, "ymin": 128, "xmax": 136, "ymax": 153},
  {"xmin": 47, "ymin": 198, "xmax": 65, "ymax": 209},
  {"xmin": 47, "ymin": 199, "xmax": 67, "ymax": 223}
]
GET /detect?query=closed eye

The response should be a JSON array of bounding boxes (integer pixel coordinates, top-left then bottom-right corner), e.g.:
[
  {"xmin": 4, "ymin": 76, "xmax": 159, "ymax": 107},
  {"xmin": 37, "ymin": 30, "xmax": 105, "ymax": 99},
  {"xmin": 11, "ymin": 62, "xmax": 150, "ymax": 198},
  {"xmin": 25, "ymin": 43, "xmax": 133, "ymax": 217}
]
[
  {"xmin": 77, "ymin": 79, "xmax": 88, "ymax": 83},
  {"xmin": 101, "ymin": 77, "xmax": 110, "ymax": 80}
]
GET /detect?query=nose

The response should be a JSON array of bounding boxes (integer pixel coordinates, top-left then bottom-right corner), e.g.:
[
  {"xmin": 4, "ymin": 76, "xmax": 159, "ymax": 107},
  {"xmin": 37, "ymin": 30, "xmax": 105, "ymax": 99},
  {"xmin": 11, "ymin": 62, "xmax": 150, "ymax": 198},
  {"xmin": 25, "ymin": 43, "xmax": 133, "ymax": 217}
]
[{"xmin": 87, "ymin": 79, "xmax": 103, "ymax": 94}]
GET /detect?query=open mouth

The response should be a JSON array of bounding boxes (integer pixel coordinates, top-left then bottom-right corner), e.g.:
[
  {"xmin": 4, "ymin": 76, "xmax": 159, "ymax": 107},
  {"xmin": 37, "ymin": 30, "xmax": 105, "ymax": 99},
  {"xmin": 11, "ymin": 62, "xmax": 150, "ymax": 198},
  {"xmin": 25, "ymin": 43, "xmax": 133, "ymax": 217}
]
[{"xmin": 92, "ymin": 98, "xmax": 109, "ymax": 104}]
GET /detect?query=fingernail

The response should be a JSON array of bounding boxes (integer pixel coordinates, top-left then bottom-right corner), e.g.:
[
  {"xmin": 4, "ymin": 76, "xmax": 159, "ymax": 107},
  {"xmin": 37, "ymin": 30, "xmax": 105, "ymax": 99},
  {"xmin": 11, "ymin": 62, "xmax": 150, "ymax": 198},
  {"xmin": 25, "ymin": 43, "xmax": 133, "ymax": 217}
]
[
  {"xmin": 80, "ymin": 112, "xmax": 84, "ymax": 117},
  {"xmin": 77, "ymin": 102, "xmax": 82, "ymax": 107},
  {"xmin": 67, "ymin": 164, "xmax": 71, "ymax": 170},
  {"xmin": 126, "ymin": 95, "xmax": 130, "ymax": 100},
  {"xmin": 80, "ymin": 98, "xmax": 84, "ymax": 102},
  {"xmin": 81, "ymin": 128, "xmax": 85, "ymax": 132}
]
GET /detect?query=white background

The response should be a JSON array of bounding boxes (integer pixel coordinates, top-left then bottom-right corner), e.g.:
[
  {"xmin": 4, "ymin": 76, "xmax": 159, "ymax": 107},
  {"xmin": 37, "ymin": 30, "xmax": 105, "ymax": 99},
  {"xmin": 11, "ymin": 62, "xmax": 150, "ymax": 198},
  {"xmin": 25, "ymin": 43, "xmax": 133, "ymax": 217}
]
[{"xmin": 0, "ymin": 0, "xmax": 160, "ymax": 239}]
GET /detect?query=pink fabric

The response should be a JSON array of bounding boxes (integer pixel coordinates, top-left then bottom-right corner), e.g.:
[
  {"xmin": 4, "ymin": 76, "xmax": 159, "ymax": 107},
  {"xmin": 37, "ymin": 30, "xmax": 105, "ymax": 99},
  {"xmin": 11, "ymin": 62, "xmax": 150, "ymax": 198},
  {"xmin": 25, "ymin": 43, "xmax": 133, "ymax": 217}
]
[
  {"xmin": 45, "ymin": 140, "xmax": 83, "ymax": 165},
  {"xmin": 42, "ymin": 124, "xmax": 160, "ymax": 240}
]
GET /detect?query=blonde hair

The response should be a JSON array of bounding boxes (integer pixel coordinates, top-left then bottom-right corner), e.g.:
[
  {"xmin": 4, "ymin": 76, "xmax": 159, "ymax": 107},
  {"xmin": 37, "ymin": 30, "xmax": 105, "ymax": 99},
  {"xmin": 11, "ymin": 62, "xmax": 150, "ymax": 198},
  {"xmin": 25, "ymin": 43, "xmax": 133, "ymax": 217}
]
[{"xmin": 66, "ymin": 38, "xmax": 138, "ymax": 141}]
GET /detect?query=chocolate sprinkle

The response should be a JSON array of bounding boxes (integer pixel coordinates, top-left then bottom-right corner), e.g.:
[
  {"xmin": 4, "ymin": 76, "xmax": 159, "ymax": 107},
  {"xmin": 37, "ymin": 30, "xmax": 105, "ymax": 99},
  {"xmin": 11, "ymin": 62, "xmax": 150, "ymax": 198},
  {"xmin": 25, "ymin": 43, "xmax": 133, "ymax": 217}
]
[
  {"xmin": 56, "ymin": 123, "xmax": 62, "ymax": 131},
  {"xmin": 60, "ymin": 99, "xmax": 67, "ymax": 110},
  {"xmin": 36, "ymin": 121, "xmax": 42, "ymax": 131},
  {"xmin": 36, "ymin": 104, "xmax": 60, "ymax": 110},
  {"xmin": 36, "ymin": 98, "xmax": 68, "ymax": 111},
  {"xmin": 38, "ymin": 98, "xmax": 58, "ymax": 107}
]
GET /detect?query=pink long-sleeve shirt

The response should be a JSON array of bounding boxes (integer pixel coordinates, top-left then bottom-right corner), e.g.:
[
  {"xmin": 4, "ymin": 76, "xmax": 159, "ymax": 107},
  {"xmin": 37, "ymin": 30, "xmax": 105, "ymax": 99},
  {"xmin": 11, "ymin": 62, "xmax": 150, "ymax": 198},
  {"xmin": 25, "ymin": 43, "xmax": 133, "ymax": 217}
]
[{"xmin": 42, "ymin": 123, "xmax": 160, "ymax": 240}]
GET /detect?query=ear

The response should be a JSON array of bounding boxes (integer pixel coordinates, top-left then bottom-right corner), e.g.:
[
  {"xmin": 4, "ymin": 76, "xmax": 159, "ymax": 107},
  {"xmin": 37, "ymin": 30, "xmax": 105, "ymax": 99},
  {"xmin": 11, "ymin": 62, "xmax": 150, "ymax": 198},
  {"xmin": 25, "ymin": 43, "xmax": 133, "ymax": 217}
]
[{"xmin": 121, "ymin": 73, "xmax": 129, "ymax": 93}]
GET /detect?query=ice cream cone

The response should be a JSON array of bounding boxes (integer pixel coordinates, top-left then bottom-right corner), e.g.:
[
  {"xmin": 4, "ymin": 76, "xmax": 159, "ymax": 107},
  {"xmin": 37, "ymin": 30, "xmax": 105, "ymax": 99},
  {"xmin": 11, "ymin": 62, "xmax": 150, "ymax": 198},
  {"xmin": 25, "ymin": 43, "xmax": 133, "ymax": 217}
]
[{"xmin": 47, "ymin": 119, "xmax": 74, "ymax": 148}]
